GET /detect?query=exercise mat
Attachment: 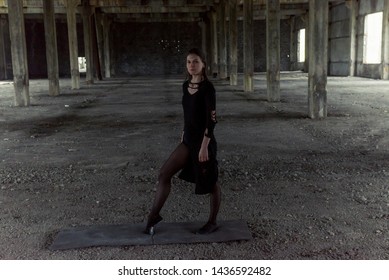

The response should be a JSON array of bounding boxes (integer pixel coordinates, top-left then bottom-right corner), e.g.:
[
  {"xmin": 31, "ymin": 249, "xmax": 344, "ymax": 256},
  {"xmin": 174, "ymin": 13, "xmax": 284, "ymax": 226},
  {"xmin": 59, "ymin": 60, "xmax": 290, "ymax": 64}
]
[{"xmin": 50, "ymin": 220, "xmax": 251, "ymax": 250}]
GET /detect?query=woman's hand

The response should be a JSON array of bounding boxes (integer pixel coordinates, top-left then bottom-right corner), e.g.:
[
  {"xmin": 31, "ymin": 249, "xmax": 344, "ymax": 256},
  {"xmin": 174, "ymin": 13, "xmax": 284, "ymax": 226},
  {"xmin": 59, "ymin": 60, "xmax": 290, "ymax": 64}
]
[
  {"xmin": 198, "ymin": 145, "xmax": 209, "ymax": 162},
  {"xmin": 199, "ymin": 131, "xmax": 211, "ymax": 162}
]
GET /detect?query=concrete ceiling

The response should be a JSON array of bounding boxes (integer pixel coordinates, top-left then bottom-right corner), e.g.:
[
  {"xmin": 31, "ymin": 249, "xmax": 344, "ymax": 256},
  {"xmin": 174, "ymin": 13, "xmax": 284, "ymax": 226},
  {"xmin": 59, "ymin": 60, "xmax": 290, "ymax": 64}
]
[{"xmin": 0, "ymin": 0, "xmax": 345, "ymax": 21}]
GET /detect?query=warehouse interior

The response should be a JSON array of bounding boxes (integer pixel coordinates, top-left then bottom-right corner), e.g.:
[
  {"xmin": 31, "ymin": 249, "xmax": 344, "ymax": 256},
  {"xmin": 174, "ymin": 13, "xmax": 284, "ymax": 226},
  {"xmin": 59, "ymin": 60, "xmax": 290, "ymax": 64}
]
[{"xmin": 0, "ymin": 0, "xmax": 388, "ymax": 259}]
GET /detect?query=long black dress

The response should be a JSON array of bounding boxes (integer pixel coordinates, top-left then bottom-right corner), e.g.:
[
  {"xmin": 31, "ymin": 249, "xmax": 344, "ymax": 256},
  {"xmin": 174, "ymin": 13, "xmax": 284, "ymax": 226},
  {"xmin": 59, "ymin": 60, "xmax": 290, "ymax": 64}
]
[{"xmin": 178, "ymin": 79, "xmax": 219, "ymax": 195}]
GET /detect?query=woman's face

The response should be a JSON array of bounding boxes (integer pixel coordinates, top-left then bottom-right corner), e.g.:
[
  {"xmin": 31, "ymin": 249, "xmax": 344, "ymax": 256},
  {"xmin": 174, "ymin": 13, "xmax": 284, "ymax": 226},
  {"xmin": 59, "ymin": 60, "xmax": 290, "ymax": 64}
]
[{"xmin": 186, "ymin": 54, "xmax": 204, "ymax": 77}]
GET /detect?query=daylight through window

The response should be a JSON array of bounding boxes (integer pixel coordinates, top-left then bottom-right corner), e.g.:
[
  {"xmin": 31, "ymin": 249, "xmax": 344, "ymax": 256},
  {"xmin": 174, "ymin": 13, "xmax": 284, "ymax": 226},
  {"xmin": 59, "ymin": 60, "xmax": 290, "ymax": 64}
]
[
  {"xmin": 298, "ymin": 29, "xmax": 305, "ymax": 63},
  {"xmin": 78, "ymin": 57, "xmax": 86, "ymax": 73},
  {"xmin": 364, "ymin": 12, "xmax": 383, "ymax": 64}
]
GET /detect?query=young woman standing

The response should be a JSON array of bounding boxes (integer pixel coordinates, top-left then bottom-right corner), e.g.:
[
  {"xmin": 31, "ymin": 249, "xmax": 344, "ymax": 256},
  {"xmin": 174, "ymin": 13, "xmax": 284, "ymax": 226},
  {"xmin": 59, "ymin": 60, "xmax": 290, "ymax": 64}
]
[{"xmin": 144, "ymin": 48, "xmax": 221, "ymax": 235}]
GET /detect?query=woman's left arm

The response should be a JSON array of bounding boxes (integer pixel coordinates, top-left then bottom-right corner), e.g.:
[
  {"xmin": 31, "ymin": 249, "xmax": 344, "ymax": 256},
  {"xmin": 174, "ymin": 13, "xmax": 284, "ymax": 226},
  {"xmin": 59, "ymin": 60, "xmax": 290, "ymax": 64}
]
[{"xmin": 198, "ymin": 84, "xmax": 217, "ymax": 162}]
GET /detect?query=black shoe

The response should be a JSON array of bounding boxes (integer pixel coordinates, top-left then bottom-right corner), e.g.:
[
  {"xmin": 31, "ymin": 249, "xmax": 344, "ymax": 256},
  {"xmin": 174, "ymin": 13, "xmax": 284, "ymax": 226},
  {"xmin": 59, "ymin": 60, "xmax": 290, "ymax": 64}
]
[
  {"xmin": 196, "ymin": 222, "xmax": 218, "ymax": 234},
  {"xmin": 144, "ymin": 214, "xmax": 163, "ymax": 235}
]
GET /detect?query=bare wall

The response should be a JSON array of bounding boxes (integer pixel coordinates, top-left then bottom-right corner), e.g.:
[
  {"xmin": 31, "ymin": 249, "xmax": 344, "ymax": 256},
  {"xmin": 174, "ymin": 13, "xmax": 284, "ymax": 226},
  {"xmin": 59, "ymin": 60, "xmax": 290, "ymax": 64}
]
[
  {"xmin": 329, "ymin": 2, "xmax": 351, "ymax": 76},
  {"xmin": 110, "ymin": 21, "xmax": 201, "ymax": 77},
  {"xmin": 356, "ymin": 0, "xmax": 385, "ymax": 79}
]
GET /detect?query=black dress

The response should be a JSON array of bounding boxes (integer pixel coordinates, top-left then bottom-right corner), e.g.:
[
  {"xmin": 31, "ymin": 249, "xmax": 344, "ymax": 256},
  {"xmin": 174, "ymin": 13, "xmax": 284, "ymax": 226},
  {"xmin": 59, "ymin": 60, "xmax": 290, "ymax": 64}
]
[{"xmin": 178, "ymin": 79, "xmax": 219, "ymax": 195}]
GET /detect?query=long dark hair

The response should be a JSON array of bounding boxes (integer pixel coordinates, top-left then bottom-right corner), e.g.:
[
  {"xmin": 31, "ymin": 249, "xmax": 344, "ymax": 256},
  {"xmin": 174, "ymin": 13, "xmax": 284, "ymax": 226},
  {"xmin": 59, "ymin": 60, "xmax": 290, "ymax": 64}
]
[{"xmin": 186, "ymin": 48, "xmax": 208, "ymax": 81}]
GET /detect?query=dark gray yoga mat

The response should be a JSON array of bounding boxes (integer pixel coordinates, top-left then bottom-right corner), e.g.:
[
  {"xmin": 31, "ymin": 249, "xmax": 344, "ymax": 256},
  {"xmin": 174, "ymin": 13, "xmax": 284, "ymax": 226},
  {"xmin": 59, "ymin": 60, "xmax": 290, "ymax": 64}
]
[{"xmin": 50, "ymin": 220, "xmax": 252, "ymax": 250}]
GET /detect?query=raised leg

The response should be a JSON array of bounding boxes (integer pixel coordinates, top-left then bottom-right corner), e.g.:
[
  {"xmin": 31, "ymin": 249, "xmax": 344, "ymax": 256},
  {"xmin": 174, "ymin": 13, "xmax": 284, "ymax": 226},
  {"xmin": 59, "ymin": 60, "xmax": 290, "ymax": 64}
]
[{"xmin": 145, "ymin": 143, "xmax": 189, "ymax": 234}]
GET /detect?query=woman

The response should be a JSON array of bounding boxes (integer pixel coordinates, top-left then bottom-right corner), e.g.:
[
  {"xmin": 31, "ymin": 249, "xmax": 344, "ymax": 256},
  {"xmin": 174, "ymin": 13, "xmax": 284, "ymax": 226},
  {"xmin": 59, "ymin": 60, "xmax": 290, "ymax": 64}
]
[{"xmin": 144, "ymin": 48, "xmax": 221, "ymax": 235}]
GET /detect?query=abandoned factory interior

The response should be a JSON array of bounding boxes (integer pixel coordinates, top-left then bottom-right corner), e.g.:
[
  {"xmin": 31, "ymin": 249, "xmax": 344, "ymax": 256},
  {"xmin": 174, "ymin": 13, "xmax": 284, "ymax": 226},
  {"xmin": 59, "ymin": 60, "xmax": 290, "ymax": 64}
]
[{"xmin": 0, "ymin": 0, "xmax": 388, "ymax": 260}]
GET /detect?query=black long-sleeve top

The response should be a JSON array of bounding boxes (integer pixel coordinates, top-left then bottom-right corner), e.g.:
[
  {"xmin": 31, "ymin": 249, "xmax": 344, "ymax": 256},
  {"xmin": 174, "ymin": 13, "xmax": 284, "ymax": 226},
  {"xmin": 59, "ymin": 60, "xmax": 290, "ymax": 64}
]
[
  {"xmin": 179, "ymin": 79, "xmax": 219, "ymax": 194},
  {"xmin": 182, "ymin": 79, "xmax": 217, "ymax": 147}
]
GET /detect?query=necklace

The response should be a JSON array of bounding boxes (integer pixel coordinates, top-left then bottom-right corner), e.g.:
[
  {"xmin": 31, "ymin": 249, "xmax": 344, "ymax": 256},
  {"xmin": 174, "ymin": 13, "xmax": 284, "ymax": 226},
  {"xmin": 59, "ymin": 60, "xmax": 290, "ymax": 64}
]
[
  {"xmin": 188, "ymin": 82, "xmax": 200, "ymax": 89},
  {"xmin": 188, "ymin": 80, "xmax": 202, "ymax": 95},
  {"xmin": 188, "ymin": 77, "xmax": 203, "ymax": 89}
]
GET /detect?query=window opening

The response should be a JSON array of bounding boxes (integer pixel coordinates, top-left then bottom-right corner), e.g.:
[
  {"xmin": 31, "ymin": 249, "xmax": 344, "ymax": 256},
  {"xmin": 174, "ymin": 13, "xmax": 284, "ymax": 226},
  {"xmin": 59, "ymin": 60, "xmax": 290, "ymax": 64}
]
[
  {"xmin": 364, "ymin": 12, "xmax": 383, "ymax": 64},
  {"xmin": 298, "ymin": 29, "xmax": 305, "ymax": 63},
  {"xmin": 78, "ymin": 57, "xmax": 86, "ymax": 73}
]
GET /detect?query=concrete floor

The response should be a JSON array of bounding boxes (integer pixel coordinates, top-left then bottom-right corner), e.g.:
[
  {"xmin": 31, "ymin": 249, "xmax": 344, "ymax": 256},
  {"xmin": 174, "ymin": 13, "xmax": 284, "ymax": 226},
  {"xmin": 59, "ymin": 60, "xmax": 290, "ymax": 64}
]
[{"xmin": 0, "ymin": 73, "xmax": 388, "ymax": 259}]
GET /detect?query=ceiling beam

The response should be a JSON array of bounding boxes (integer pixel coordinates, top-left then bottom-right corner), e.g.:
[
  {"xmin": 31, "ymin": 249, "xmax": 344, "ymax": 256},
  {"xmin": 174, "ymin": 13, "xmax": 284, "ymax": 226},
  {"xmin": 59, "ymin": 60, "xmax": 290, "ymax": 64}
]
[
  {"xmin": 99, "ymin": 5, "xmax": 210, "ymax": 14},
  {"xmin": 0, "ymin": 0, "xmax": 344, "ymax": 16}
]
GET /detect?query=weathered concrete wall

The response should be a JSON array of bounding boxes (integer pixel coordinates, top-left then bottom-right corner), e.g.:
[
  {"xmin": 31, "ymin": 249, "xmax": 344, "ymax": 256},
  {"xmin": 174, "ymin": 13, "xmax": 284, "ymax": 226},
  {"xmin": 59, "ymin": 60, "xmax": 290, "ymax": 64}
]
[
  {"xmin": 1, "ymin": 2, "xmax": 388, "ymax": 80},
  {"xmin": 12, "ymin": 11, "xmax": 387, "ymax": 79},
  {"xmin": 25, "ymin": 20, "xmax": 47, "ymax": 78},
  {"xmin": 56, "ymin": 21, "xmax": 85, "ymax": 78},
  {"xmin": 238, "ymin": 19, "xmax": 291, "ymax": 72},
  {"xmin": 293, "ymin": 2, "xmax": 356, "ymax": 77},
  {"xmin": 278, "ymin": 20, "xmax": 292, "ymax": 72},
  {"xmin": 1, "ymin": 19, "xmax": 12, "ymax": 79},
  {"xmin": 102, "ymin": 19, "xmax": 291, "ymax": 76},
  {"xmin": 329, "ymin": 3, "xmax": 351, "ymax": 76},
  {"xmin": 356, "ymin": 0, "xmax": 385, "ymax": 79},
  {"xmin": 111, "ymin": 21, "xmax": 201, "ymax": 76},
  {"xmin": 55, "ymin": 21, "xmax": 71, "ymax": 78},
  {"xmin": 291, "ymin": 0, "xmax": 386, "ymax": 79},
  {"xmin": 3, "ymin": 16, "xmax": 291, "ymax": 79},
  {"xmin": 292, "ymin": 15, "xmax": 306, "ymax": 71},
  {"xmin": 1, "ymin": 17, "xmax": 84, "ymax": 79}
]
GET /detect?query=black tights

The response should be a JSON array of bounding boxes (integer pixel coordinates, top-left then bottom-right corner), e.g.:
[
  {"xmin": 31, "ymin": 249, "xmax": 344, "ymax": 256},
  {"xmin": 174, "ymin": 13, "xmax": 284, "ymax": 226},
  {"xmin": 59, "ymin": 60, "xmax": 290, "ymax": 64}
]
[{"xmin": 148, "ymin": 143, "xmax": 221, "ymax": 224}]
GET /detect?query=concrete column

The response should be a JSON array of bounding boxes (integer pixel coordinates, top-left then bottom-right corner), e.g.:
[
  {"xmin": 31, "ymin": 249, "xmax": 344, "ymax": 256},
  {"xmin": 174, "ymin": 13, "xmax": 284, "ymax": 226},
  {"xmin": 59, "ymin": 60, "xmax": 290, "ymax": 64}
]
[
  {"xmin": 64, "ymin": 0, "xmax": 80, "ymax": 89},
  {"xmin": 304, "ymin": 13, "xmax": 309, "ymax": 73},
  {"xmin": 211, "ymin": 8, "xmax": 218, "ymax": 77},
  {"xmin": 243, "ymin": 0, "xmax": 254, "ymax": 92},
  {"xmin": 43, "ymin": 0, "xmax": 60, "ymax": 96},
  {"xmin": 266, "ymin": 0, "xmax": 281, "ymax": 102},
  {"xmin": 81, "ymin": 2, "xmax": 93, "ymax": 84},
  {"xmin": 199, "ymin": 21, "xmax": 207, "ymax": 60},
  {"xmin": 91, "ymin": 14, "xmax": 102, "ymax": 80},
  {"xmin": 218, "ymin": 3, "xmax": 227, "ymax": 79},
  {"xmin": 229, "ymin": 0, "xmax": 238, "ymax": 86},
  {"xmin": 0, "ymin": 17, "xmax": 7, "ymax": 80},
  {"xmin": 95, "ymin": 12, "xmax": 105, "ymax": 78},
  {"xmin": 348, "ymin": 0, "xmax": 358, "ymax": 77},
  {"xmin": 308, "ymin": 0, "xmax": 328, "ymax": 119},
  {"xmin": 102, "ymin": 15, "xmax": 111, "ymax": 78},
  {"xmin": 289, "ymin": 16, "xmax": 297, "ymax": 71},
  {"xmin": 381, "ymin": 0, "xmax": 389, "ymax": 80},
  {"xmin": 204, "ymin": 13, "xmax": 213, "ymax": 76},
  {"xmin": 7, "ymin": 0, "xmax": 30, "ymax": 106}
]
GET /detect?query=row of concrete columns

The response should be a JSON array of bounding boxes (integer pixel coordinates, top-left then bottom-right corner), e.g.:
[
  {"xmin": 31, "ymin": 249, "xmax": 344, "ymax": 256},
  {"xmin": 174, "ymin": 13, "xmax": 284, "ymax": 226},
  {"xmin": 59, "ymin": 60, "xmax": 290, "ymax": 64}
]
[
  {"xmin": 207, "ymin": 0, "xmax": 328, "ymax": 119},
  {"xmin": 382, "ymin": 0, "xmax": 389, "ymax": 80},
  {"xmin": 6, "ymin": 0, "xmax": 112, "ymax": 107},
  {"xmin": 6, "ymin": 1, "xmax": 387, "ymax": 119},
  {"xmin": 0, "ymin": 17, "xmax": 7, "ymax": 80},
  {"xmin": 5, "ymin": 0, "xmax": 328, "ymax": 118}
]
